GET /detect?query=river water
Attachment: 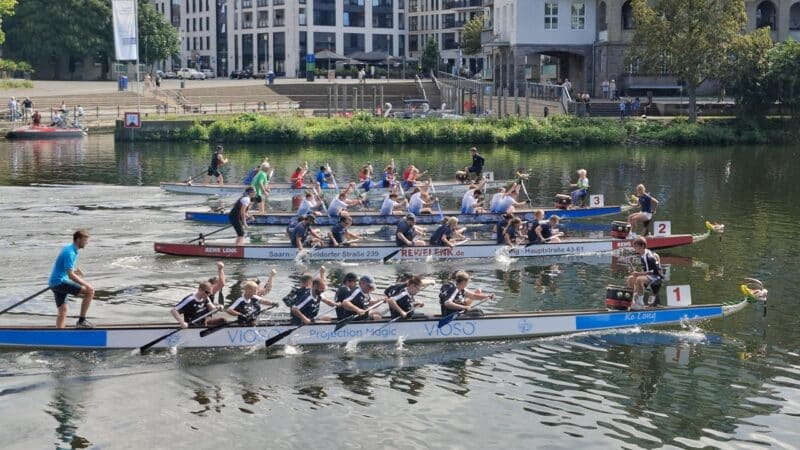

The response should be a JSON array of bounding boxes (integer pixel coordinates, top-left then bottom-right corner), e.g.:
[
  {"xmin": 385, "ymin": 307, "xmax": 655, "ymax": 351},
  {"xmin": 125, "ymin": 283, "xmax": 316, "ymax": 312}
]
[{"xmin": 0, "ymin": 135, "xmax": 798, "ymax": 449}]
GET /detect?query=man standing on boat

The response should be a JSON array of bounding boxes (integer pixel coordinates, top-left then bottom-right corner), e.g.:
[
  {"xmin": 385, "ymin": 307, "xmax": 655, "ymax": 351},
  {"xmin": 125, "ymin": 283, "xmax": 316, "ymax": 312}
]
[
  {"xmin": 205, "ymin": 145, "xmax": 229, "ymax": 185},
  {"xmin": 251, "ymin": 162, "xmax": 271, "ymax": 213},
  {"xmin": 466, "ymin": 147, "xmax": 486, "ymax": 182},
  {"xmin": 48, "ymin": 230, "xmax": 95, "ymax": 328},
  {"xmin": 230, "ymin": 187, "xmax": 256, "ymax": 246}
]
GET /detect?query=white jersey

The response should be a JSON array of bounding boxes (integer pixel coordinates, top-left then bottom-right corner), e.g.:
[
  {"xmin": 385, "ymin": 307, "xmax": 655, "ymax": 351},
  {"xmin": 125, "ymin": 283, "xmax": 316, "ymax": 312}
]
[
  {"xmin": 380, "ymin": 196, "xmax": 398, "ymax": 216},
  {"xmin": 408, "ymin": 193, "xmax": 424, "ymax": 213},
  {"xmin": 297, "ymin": 198, "xmax": 317, "ymax": 216},
  {"xmin": 327, "ymin": 198, "xmax": 348, "ymax": 217},
  {"xmin": 490, "ymin": 192, "xmax": 504, "ymax": 212},
  {"xmin": 461, "ymin": 194, "xmax": 477, "ymax": 214}
]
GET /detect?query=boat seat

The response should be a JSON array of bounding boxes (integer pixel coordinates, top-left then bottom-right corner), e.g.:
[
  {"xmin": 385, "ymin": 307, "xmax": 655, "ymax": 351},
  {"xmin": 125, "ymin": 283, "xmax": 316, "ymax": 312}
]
[{"xmin": 646, "ymin": 279, "xmax": 662, "ymax": 306}]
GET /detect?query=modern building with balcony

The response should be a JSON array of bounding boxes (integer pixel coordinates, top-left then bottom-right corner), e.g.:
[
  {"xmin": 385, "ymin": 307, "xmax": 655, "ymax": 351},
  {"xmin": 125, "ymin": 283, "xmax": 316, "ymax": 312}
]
[
  {"xmin": 407, "ymin": 0, "xmax": 485, "ymax": 76},
  {"xmin": 155, "ymin": 0, "xmax": 407, "ymax": 78}
]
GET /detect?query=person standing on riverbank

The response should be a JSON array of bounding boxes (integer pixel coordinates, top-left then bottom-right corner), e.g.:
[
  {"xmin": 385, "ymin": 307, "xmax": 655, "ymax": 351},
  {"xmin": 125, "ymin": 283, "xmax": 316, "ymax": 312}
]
[
  {"xmin": 49, "ymin": 230, "xmax": 95, "ymax": 329},
  {"xmin": 205, "ymin": 145, "xmax": 228, "ymax": 185},
  {"xmin": 22, "ymin": 97, "xmax": 32, "ymax": 123}
]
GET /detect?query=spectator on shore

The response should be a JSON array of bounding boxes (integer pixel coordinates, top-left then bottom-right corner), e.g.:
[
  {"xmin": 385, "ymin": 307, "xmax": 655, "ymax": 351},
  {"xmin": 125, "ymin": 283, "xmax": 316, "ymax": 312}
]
[
  {"xmin": 601, "ymin": 80, "xmax": 609, "ymax": 99},
  {"xmin": 633, "ymin": 97, "xmax": 641, "ymax": 116},
  {"xmin": 619, "ymin": 100, "xmax": 626, "ymax": 120},
  {"xmin": 145, "ymin": 73, "xmax": 152, "ymax": 89},
  {"xmin": 562, "ymin": 78, "xmax": 572, "ymax": 95},
  {"xmin": 59, "ymin": 101, "xmax": 67, "ymax": 113},
  {"xmin": 74, "ymin": 105, "xmax": 84, "ymax": 127},
  {"xmin": 155, "ymin": 74, "xmax": 161, "ymax": 88},
  {"xmin": 358, "ymin": 68, "xmax": 366, "ymax": 84},
  {"xmin": 8, "ymin": 97, "xmax": 18, "ymax": 122},
  {"xmin": 22, "ymin": 97, "xmax": 32, "ymax": 122},
  {"xmin": 583, "ymin": 93, "xmax": 592, "ymax": 116},
  {"xmin": 610, "ymin": 79, "xmax": 617, "ymax": 100}
]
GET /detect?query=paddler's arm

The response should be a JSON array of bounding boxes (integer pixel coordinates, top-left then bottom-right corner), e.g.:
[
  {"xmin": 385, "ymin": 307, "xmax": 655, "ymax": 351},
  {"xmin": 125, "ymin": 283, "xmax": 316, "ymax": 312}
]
[
  {"xmin": 67, "ymin": 269, "xmax": 92, "ymax": 290},
  {"xmin": 290, "ymin": 306, "xmax": 313, "ymax": 325},
  {"xmin": 214, "ymin": 261, "xmax": 226, "ymax": 293},
  {"xmin": 258, "ymin": 268, "xmax": 276, "ymax": 295},
  {"xmin": 170, "ymin": 308, "xmax": 188, "ymax": 328}
]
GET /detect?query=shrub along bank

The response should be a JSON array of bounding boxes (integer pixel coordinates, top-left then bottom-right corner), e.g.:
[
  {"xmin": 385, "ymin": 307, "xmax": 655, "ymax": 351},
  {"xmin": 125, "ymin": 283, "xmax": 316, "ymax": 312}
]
[{"xmin": 124, "ymin": 113, "xmax": 798, "ymax": 146}]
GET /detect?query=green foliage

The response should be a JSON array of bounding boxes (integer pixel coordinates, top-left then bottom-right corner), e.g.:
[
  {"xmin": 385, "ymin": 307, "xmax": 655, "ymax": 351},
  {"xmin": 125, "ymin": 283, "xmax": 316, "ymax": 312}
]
[
  {"xmin": 767, "ymin": 39, "xmax": 800, "ymax": 120},
  {"xmin": 0, "ymin": 0, "xmax": 16, "ymax": 44},
  {"xmin": 421, "ymin": 38, "xmax": 440, "ymax": 73},
  {"xmin": 0, "ymin": 79, "xmax": 33, "ymax": 88},
  {"xmin": 718, "ymin": 28, "xmax": 774, "ymax": 121},
  {"xmin": 138, "ymin": 0, "xmax": 180, "ymax": 67},
  {"xmin": 461, "ymin": 16, "xmax": 483, "ymax": 55},
  {"xmin": 629, "ymin": 0, "xmax": 747, "ymax": 123}
]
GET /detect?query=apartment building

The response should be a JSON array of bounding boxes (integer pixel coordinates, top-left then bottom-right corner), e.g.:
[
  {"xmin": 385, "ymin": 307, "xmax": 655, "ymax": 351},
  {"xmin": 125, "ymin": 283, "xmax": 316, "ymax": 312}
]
[
  {"xmin": 406, "ymin": 0, "xmax": 485, "ymax": 75},
  {"xmin": 155, "ymin": 0, "xmax": 407, "ymax": 78},
  {"xmin": 484, "ymin": 0, "xmax": 800, "ymax": 98}
]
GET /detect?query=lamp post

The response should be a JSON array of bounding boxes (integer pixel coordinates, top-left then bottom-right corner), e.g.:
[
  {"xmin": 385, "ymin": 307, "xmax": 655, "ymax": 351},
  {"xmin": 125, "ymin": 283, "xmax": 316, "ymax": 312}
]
[
  {"xmin": 263, "ymin": 34, "xmax": 268, "ymax": 73},
  {"xmin": 328, "ymin": 36, "xmax": 332, "ymax": 71},
  {"xmin": 386, "ymin": 35, "xmax": 391, "ymax": 82}
]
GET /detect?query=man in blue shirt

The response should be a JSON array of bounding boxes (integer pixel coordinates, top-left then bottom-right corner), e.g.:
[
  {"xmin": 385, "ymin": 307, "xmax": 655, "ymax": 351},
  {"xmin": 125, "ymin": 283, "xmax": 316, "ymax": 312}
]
[
  {"xmin": 48, "ymin": 230, "xmax": 95, "ymax": 328},
  {"xmin": 316, "ymin": 166, "xmax": 331, "ymax": 189}
]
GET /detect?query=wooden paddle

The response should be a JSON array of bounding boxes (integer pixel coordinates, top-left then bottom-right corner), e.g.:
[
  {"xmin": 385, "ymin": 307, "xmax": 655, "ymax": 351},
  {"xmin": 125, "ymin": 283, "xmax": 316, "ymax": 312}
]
[
  {"xmin": 429, "ymin": 183, "xmax": 445, "ymax": 220},
  {"xmin": 187, "ymin": 224, "xmax": 233, "ymax": 243},
  {"xmin": 199, "ymin": 304, "xmax": 277, "ymax": 338},
  {"xmin": 334, "ymin": 300, "xmax": 386, "ymax": 331},
  {"xmin": 263, "ymin": 304, "xmax": 339, "ymax": 348},
  {"xmin": 373, "ymin": 308, "xmax": 415, "ymax": 333},
  {"xmin": 0, "ymin": 286, "xmax": 50, "ymax": 315},
  {"xmin": 437, "ymin": 296, "xmax": 493, "ymax": 328},
  {"xmin": 185, "ymin": 169, "xmax": 208, "ymax": 183},
  {"xmin": 138, "ymin": 309, "xmax": 217, "ymax": 354}
]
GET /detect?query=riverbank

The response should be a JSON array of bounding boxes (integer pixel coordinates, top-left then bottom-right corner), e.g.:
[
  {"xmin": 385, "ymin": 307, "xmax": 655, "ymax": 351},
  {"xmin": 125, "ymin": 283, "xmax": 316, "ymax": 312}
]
[{"xmin": 114, "ymin": 113, "xmax": 799, "ymax": 146}]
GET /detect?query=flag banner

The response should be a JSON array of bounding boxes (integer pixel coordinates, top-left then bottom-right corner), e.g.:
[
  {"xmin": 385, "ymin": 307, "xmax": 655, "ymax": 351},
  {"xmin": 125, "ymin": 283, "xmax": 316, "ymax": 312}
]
[{"xmin": 112, "ymin": 0, "xmax": 138, "ymax": 61}]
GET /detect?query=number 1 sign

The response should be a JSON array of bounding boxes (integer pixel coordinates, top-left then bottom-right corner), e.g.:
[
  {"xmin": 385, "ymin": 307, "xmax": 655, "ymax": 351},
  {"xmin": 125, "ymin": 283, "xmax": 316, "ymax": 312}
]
[{"xmin": 666, "ymin": 285, "xmax": 692, "ymax": 306}]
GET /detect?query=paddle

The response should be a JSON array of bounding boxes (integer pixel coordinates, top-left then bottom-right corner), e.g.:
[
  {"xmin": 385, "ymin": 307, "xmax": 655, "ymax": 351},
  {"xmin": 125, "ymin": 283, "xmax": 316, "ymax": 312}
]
[
  {"xmin": 185, "ymin": 169, "xmax": 208, "ymax": 183},
  {"xmin": 437, "ymin": 297, "xmax": 493, "ymax": 328},
  {"xmin": 382, "ymin": 248, "xmax": 402, "ymax": 263},
  {"xmin": 334, "ymin": 300, "xmax": 386, "ymax": 331},
  {"xmin": 0, "ymin": 286, "xmax": 50, "ymax": 315},
  {"xmin": 524, "ymin": 232, "xmax": 564, "ymax": 248},
  {"xmin": 374, "ymin": 308, "xmax": 414, "ymax": 333},
  {"xmin": 188, "ymin": 224, "xmax": 233, "ymax": 243},
  {"xmin": 326, "ymin": 163, "xmax": 340, "ymax": 196},
  {"xmin": 199, "ymin": 304, "xmax": 277, "ymax": 338},
  {"xmin": 263, "ymin": 304, "xmax": 339, "ymax": 348},
  {"xmin": 138, "ymin": 308, "xmax": 217, "ymax": 354},
  {"xmin": 429, "ymin": 183, "xmax": 445, "ymax": 220},
  {"xmin": 519, "ymin": 178, "xmax": 534, "ymax": 205}
]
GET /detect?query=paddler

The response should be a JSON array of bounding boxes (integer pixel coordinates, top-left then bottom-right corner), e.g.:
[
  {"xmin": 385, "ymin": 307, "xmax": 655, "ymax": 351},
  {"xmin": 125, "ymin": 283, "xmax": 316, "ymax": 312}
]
[
  {"xmin": 226, "ymin": 281, "xmax": 278, "ymax": 326},
  {"xmin": 438, "ymin": 271, "xmax": 494, "ymax": 318},
  {"xmin": 297, "ymin": 190, "xmax": 324, "ymax": 217},
  {"xmin": 386, "ymin": 275, "xmax": 426, "ymax": 319},
  {"xmin": 48, "ymin": 229, "xmax": 95, "ymax": 328},
  {"xmin": 527, "ymin": 210, "xmax": 561, "ymax": 244},
  {"xmin": 289, "ymin": 214, "xmax": 324, "ymax": 250},
  {"xmin": 395, "ymin": 213, "xmax": 427, "ymax": 247},
  {"xmin": 251, "ymin": 162, "xmax": 272, "ymax": 213},
  {"xmin": 207, "ymin": 261, "xmax": 226, "ymax": 307},
  {"xmin": 430, "ymin": 217, "xmax": 465, "ymax": 248},
  {"xmin": 316, "ymin": 165, "xmax": 332, "ymax": 189},
  {"xmin": 627, "ymin": 183, "xmax": 659, "ymax": 237},
  {"xmin": 290, "ymin": 269, "xmax": 337, "ymax": 325},
  {"xmin": 336, "ymin": 275, "xmax": 383, "ymax": 321},
  {"xmin": 359, "ymin": 162, "xmax": 375, "ymax": 191},
  {"xmin": 327, "ymin": 183, "xmax": 362, "ymax": 218},
  {"xmin": 380, "ymin": 191, "xmax": 408, "ymax": 216},
  {"xmin": 626, "ymin": 236, "xmax": 663, "ymax": 309},
  {"xmin": 328, "ymin": 215, "xmax": 361, "ymax": 247},
  {"xmin": 205, "ymin": 144, "xmax": 228, "ymax": 185},
  {"xmin": 290, "ymin": 163, "xmax": 309, "ymax": 189},
  {"xmin": 170, "ymin": 281, "xmax": 226, "ymax": 328},
  {"xmin": 501, "ymin": 217, "xmax": 525, "ymax": 245},
  {"xmin": 229, "ymin": 186, "xmax": 256, "ymax": 246},
  {"xmin": 491, "ymin": 183, "xmax": 528, "ymax": 214}
]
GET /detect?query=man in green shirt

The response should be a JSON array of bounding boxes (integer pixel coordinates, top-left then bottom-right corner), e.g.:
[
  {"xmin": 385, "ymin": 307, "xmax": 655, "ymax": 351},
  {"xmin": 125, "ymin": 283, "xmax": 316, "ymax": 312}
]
[{"xmin": 251, "ymin": 163, "xmax": 271, "ymax": 213}]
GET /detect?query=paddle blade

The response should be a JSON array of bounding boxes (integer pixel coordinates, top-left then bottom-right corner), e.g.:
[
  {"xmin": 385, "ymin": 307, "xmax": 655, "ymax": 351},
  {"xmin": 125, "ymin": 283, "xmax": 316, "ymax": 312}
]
[
  {"xmin": 138, "ymin": 328, "xmax": 181, "ymax": 354},
  {"xmin": 264, "ymin": 327, "xmax": 296, "ymax": 348},
  {"xmin": 437, "ymin": 311, "xmax": 459, "ymax": 328},
  {"xmin": 382, "ymin": 249, "xmax": 401, "ymax": 263},
  {"xmin": 334, "ymin": 315, "xmax": 357, "ymax": 331}
]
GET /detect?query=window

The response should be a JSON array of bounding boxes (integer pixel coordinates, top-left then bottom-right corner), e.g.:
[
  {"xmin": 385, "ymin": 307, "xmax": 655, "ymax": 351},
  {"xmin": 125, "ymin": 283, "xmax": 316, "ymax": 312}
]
[
  {"xmin": 344, "ymin": 33, "xmax": 365, "ymax": 55},
  {"xmin": 399, "ymin": 12, "xmax": 404, "ymax": 30},
  {"xmin": 756, "ymin": 1, "xmax": 777, "ymax": 29},
  {"xmin": 199, "ymin": 36, "xmax": 203, "ymax": 49},
  {"xmin": 273, "ymin": 0, "xmax": 284, "ymax": 5},
  {"xmin": 314, "ymin": 0, "xmax": 336, "ymax": 26},
  {"xmin": 206, "ymin": 36, "xmax": 210, "ymax": 49},
  {"xmin": 257, "ymin": 0, "xmax": 268, "ymax": 5},
  {"xmin": 242, "ymin": 0, "xmax": 252, "ymax": 7},
  {"xmin": 409, "ymin": 34, "xmax": 418, "ymax": 52},
  {"xmin": 206, "ymin": 17, "xmax": 209, "ymax": 30},
  {"xmin": 544, "ymin": 2, "xmax": 558, "ymax": 30},
  {"xmin": 258, "ymin": 10, "xmax": 269, "ymax": 27},
  {"xmin": 571, "ymin": 3, "xmax": 585, "ymax": 30},
  {"xmin": 372, "ymin": 34, "xmax": 392, "ymax": 55},
  {"xmin": 193, "ymin": 17, "xmax": 197, "ymax": 31},
  {"xmin": 243, "ymin": 11, "xmax": 253, "ymax": 28},
  {"xmin": 274, "ymin": 9, "xmax": 284, "ymax": 26},
  {"xmin": 199, "ymin": 17, "xmax": 203, "ymax": 31},
  {"xmin": 622, "ymin": 1, "xmax": 634, "ymax": 30},
  {"xmin": 299, "ymin": 8, "xmax": 307, "ymax": 25}
]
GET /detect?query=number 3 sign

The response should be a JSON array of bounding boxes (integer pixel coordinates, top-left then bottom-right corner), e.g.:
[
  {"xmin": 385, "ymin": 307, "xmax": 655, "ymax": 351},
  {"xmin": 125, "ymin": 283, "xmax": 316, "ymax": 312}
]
[
  {"xmin": 666, "ymin": 285, "xmax": 692, "ymax": 306},
  {"xmin": 589, "ymin": 195, "xmax": 604, "ymax": 207}
]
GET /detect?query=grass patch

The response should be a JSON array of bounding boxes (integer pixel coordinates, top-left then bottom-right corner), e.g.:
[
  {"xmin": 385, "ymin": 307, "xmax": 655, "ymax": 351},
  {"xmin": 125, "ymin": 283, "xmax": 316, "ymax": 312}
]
[{"xmin": 0, "ymin": 79, "xmax": 34, "ymax": 89}]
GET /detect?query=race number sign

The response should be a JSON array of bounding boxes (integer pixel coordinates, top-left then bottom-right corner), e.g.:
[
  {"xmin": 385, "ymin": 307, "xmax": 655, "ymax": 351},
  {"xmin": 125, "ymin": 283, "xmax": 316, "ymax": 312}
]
[
  {"xmin": 666, "ymin": 285, "xmax": 692, "ymax": 307},
  {"xmin": 653, "ymin": 221, "xmax": 671, "ymax": 236},
  {"xmin": 589, "ymin": 194, "xmax": 604, "ymax": 207},
  {"xmin": 483, "ymin": 171, "xmax": 495, "ymax": 181},
  {"xmin": 124, "ymin": 112, "xmax": 141, "ymax": 128}
]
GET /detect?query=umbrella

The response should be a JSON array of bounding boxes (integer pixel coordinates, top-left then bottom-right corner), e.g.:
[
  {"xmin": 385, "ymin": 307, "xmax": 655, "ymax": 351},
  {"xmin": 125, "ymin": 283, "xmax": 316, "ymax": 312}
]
[
  {"xmin": 347, "ymin": 51, "xmax": 389, "ymax": 63},
  {"xmin": 314, "ymin": 49, "xmax": 347, "ymax": 61}
]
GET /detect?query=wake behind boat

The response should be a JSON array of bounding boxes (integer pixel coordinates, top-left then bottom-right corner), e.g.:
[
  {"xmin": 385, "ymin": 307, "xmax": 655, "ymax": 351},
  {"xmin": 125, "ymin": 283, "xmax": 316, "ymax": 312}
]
[
  {"xmin": 0, "ymin": 291, "xmax": 759, "ymax": 350},
  {"xmin": 185, "ymin": 204, "xmax": 634, "ymax": 226},
  {"xmin": 154, "ymin": 226, "xmax": 714, "ymax": 262},
  {"xmin": 160, "ymin": 179, "xmax": 506, "ymax": 197}
]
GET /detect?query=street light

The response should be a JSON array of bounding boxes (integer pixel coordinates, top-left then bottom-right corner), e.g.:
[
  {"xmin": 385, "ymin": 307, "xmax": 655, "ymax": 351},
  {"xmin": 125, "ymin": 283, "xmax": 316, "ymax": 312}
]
[
  {"xmin": 263, "ymin": 34, "xmax": 268, "ymax": 73},
  {"xmin": 386, "ymin": 35, "xmax": 391, "ymax": 82},
  {"xmin": 328, "ymin": 36, "xmax": 332, "ymax": 71}
]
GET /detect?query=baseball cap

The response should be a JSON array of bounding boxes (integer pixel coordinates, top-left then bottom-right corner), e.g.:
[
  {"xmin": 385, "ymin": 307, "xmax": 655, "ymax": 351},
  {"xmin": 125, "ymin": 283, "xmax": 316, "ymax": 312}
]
[
  {"xmin": 360, "ymin": 275, "xmax": 376, "ymax": 289},
  {"xmin": 405, "ymin": 212, "xmax": 416, "ymax": 221}
]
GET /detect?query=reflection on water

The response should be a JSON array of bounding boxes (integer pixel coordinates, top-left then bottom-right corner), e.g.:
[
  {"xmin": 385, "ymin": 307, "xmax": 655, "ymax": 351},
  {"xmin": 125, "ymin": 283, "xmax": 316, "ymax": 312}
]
[{"xmin": 0, "ymin": 136, "xmax": 798, "ymax": 447}]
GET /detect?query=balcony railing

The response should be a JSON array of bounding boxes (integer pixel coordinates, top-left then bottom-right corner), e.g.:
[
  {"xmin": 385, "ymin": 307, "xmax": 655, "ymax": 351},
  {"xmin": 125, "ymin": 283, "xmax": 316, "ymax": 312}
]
[{"xmin": 443, "ymin": 0, "xmax": 482, "ymax": 9}]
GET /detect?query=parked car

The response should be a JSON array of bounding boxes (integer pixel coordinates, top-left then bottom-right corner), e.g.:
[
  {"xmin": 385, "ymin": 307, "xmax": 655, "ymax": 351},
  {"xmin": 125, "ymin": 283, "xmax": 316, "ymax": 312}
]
[
  {"xmin": 229, "ymin": 68, "xmax": 253, "ymax": 79},
  {"xmin": 178, "ymin": 68, "xmax": 205, "ymax": 80},
  {"xmin": 201, "ymin": 69, "xmax": 216, "ymax": 79},
  {"xmin": 163, "ymin": 71, "xmax": 177, "ymax": 79},
  {"xmin": 157, "ymin": 70, "xmax": 177, "ymax": 79},
  {"xmin": 253, "ymin": 71, "xmax": 268, "ymax": 79}
]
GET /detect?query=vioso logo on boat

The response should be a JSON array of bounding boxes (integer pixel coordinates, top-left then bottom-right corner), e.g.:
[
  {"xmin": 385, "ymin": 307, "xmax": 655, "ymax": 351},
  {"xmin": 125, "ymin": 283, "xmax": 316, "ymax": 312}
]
[{"xmin": 517, "ymin": 319, "xmax": 533, "ymax": 334}]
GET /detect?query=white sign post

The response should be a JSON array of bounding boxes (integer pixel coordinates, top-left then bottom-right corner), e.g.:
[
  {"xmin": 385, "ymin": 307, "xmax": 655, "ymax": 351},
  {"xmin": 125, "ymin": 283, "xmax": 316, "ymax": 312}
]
[
  {"xmin": 589, "ymin": 194, "xmax": 604, "ymax": 207},
  {"xmin": 666, "ymin": 285, "xmax": 692, "ymax": 307}
]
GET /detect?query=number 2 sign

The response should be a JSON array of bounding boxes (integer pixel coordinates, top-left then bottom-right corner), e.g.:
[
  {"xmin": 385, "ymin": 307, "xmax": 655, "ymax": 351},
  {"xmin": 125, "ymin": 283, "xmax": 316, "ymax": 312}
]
[
  {"xmin": 653, "ymin": 221, "xmax": 671, "ymax": 236},
  {"xmin": 666, "ymin": 285, "xmax": 692, "ymax": 306}
]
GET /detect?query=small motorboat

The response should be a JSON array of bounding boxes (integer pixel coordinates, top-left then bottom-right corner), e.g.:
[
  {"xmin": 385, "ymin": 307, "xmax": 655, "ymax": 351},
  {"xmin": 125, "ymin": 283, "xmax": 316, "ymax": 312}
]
[{"xmin": 5, "ymin": 125, "xmax": 88, "ymax": 139}]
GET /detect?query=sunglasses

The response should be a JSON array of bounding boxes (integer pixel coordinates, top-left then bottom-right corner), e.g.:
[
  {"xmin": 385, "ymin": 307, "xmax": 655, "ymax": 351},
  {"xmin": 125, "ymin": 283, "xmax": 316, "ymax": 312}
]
[{"xmin": 204, "ymin": 290, "xmax": 212, "ymax": 295}]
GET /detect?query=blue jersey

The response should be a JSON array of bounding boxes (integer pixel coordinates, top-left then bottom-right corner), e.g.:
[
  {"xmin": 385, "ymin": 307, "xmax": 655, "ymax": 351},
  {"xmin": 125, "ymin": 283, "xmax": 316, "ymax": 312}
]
[
  {"xmin": 639, "ymin": 193, "xmax": 654, "ymax": 213},
  {"xmin": 49, "ymin": 243, "xmax": 78, "ymax": 287},
  {"xmin": 316, "ymin": 170, "xmax": 329, "ymax": 189}
]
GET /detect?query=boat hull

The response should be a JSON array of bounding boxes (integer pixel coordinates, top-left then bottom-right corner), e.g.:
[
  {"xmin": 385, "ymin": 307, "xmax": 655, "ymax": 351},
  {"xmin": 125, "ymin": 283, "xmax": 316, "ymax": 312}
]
[
  {"xmin": 154, "ymin": 233, "xmax": 708, "ymax": 262},
  {"xmin": 6, "ymin": 126, "xmax": 87, "ymax": 139},
  {"xmin": 160, "ymin": 180, "xmax": 505, "ymax": 197},
  {"xmin": 185, "ymin": 205, "xmax": 630, "ymax": 226},
  {"xmin": 0, "ymin": 300, "xmax": 747, "ymax": 350}
]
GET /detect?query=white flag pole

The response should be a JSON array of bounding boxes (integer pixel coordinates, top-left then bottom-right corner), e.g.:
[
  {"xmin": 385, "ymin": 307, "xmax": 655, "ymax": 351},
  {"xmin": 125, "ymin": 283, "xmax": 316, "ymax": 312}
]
[{"xmin": 135, "ymin": 0, "xmax": 140, "ymax": 113}]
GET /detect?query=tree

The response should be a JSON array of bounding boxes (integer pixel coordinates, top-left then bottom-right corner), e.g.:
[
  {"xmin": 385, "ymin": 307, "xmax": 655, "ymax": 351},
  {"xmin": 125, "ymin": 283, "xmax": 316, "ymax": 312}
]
[
  {"xmin": 628, "ymin": 0, "xmax": 747, "ymax": 123},
  {"xmin": 717, "ymin": 28, "xmax": 773, "ymax": 120},
  {"xmin": 0, "ymin": 0, "xmax": 16, "ymax": 44},
  {"xmin": 3, "ymin": 0, "xmax": 113, "ymax": 78},
  {"xmin": 767, "ymin": 39, "xmax": 800, "ymax": 121},
  {"xmin": 421, "ymin": 38, "xmax": 440, "ymax": 73},
  {"xmin": 138, "ymin": 0, "xmax": 180, "ymax": 68},
  {"xmin": 461, "ymin": 15, "xmax": 483, "ymax": 55}
]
